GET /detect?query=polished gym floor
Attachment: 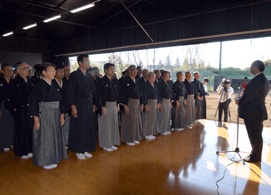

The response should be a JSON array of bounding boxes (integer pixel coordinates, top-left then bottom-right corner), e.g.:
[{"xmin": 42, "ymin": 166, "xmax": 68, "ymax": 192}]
[{"xmin": 1, "ymin": 120, "xmax": 271, "ymax": 195}]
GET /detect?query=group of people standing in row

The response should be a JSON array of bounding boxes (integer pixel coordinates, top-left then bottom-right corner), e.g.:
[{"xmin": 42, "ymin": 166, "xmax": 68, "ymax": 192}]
[{"xmin": 0, "ymin": 54, "xmax": 209, "ymax": 169}]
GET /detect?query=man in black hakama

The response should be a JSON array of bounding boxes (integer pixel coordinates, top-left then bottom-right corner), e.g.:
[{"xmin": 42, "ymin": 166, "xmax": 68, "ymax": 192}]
[
  {"xmin": 0, "ymin": 64, "xmax": 14, "ymax": 152},
  {"xmin": 120, "ymin": 65, "xmax": 144, "ymax": 146},
  {"xmin": 191, "ymin": 72, "xmax": 204, "ymax": 121},
  {"xmin": 183, "ymin": 71, "xmax": 196, "ymax": 128},
  {"xmin": 10, "ymin": 62, "xmax": 34, "ymax": 158},
  {"xmin": 172, "ymin": 72, "xmax": 187, "ymax": 131},
  {"xmin": 66, "ymin": 54, "xmax": 97, "ymax": 160}
]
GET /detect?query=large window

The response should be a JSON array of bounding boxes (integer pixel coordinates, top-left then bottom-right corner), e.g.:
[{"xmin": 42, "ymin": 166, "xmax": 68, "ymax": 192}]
[{"xmin": 68, "ymin": 36, "xmax": 271, "ymax": 126}]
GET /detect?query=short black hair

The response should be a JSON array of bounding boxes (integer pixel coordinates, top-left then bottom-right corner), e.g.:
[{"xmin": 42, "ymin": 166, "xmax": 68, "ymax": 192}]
[
  {"xmin": 154, "ymin": 70, "xmax": 160, "ymax": 74},
  {"xmin": 92, "ymin": 67, "xmax": 99, "ymax": 71},
  {"xmin": 77, "ymin": 54, "xmax": 89, "ymax": 65},
  {"xmin": 161, "ymin": 71, "xmax": 169, "ymax": 77},
  {"xmin": 34, "ymin": 64, "xmax": 41, "ymax": 70},
  {"xmin": 104, "ymin": 63, "xmax": 115, "ymax": 72},
  {"xmin": 36, "ymin": 65, "xmax": 42, "ymax": 77},
  {"xmin": 137, "ymin": 66, "xmax": 141, "ymax": 70},
  {"xmin": 252, "ymin": 60, "xmax": 265, "ymax": 72},
  {"xmin": 87, "ymin": 67, "xmax": 93, "ymax": 72},
  {"xmin": 56, "ymin": 64, "xmax": 64, "ymax": 71},
  {"xmin": 2, "ymin": 64, "xmax": 12, "ymax": 71},
  {"xmin": 203, "ymin": 77, "xmax": 209, "ymax": 83},
  {"xmin": 176, "ymin": 71, "xmax": 183, "ymax": 77},
  {"xmin": 41, "ymin": 62, "xmax": 56, "ymax": 76}
]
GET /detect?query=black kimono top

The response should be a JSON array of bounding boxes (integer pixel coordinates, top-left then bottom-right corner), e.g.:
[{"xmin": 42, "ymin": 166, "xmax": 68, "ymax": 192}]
[
  {"xmin": 191, "ymin": 79, "xmax": 204, "ymax": 99},
  {"xmin": 142, "ymin": 81, "xmax": 161, "ymax": 105},
  {"xmin": 183, "ymin": 79, "xmax": 195, "ymax": 98},
  {"xmin": 10, "ymin": 75, "xmax": 34, "ymax": 109},
  {"xmin": 173, "ymin": 80, "xmax": 187, "ymax": 100},
  {"xmin": 0, "ymin": 77, "xmax": 12, "ymax": 109},
  {"xmin": 158, "ymin": 79, "xmax": 174, "ymax": 100},
  {"xmin": 139, "ymin": 77, "xmax": 147, "ymax": 86},
  {"xmin": 97, "ymin": 75, "xmax": 122, "ymax": 107},
  {"xmin": 66, "ymin": 68, "xmax": 97, "ymax": 106},
  {"xmin": 53, "ymin": 79, "xmax": 70, "ymax": 114},
  {"xmin": 31, "ymin": 79, "xmax": 64, "ymax": 116},
  {"xmin": 120, "ymin": 76, "xmax": 144, "ymax": 105}
]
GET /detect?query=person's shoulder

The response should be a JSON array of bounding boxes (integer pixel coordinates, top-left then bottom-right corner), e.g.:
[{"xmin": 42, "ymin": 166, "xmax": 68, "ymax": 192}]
[
  {"xmin": 32, "ymin": 79, "xmax": 43, "ymax": 90},
  {"xmin": 63, "ymin": 78, "xmax": 68, "ymax": 85},
  {"xmin": 0, "ymin": 76, "xmax": 4, "ymax": 83},
  {"xmin": 123, "ymin": 76, "xmax": 130, "ymax": 82}
]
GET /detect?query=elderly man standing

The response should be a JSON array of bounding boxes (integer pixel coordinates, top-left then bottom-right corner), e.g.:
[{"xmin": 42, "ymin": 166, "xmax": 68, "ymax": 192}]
[
  {"xmin": 0, "ymin": 64, "xmax": 14, "ymax": 152},
  {"xmin": 183, "ymin": 71, "xmax": 195, "ymax": 128},
  {"xmin": 172, "ymin": 72, "xmax": 187, "ymax": 131},
  {"xmin": 120, "ymin": 65, "xmax": 144, "ymax": 146},
  {"xmin": 11, "ymin": 62, "xmax": 34, "ymax": 158},
  {"xmin": 140, "ymin": 69, "xmax": 148, "ymax": 85},
  {"xmin": 238, "ymin": 60, "xmax": 270, "ymax": 162},
  {"xmin": 157, "ymin": 71, "xmax": 174, "ymax": 135},
  {"xmin": 191, "ymin": 72, "xmax": 204, "ymax": 121},
  {"xmin": 142, "ymin": 72, "xmax": 161, "ymax": 140}
]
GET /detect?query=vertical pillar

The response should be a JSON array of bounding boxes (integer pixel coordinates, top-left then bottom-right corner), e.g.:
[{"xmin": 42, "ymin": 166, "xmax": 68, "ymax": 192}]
[{"xmin": 218, "ymin": 41, "xmax": 222, "ymax": 82}]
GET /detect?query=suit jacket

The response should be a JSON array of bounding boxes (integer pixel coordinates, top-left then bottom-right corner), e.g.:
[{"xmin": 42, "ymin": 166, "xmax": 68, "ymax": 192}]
[{"xmin": 238, "ymin": 73, "xmax": 270, "ymax": 121}]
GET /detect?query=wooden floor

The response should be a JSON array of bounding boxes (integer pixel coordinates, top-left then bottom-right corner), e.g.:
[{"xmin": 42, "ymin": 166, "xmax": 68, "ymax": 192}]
[{"xmin": 1, "ymin": 120, "xmax": 271, "ymax": 195}]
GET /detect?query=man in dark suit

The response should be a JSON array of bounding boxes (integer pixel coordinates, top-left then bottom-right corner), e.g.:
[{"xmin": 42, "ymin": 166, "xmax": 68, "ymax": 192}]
[{"xmin": 238, "ymin": 60, "xmax": 270, "ymax": 162}]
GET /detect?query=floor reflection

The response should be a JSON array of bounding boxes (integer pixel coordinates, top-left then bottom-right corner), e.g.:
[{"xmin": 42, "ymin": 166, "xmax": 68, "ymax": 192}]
[{"xmin": 1, "ymin": 119, "xmax": 271, "ymax": 195}]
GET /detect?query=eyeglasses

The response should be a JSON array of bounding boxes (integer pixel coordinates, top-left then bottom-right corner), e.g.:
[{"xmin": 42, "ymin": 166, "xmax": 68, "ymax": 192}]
[{"xmin": 19, "ymin": 67, "xmax": 30, "ymax": 70}]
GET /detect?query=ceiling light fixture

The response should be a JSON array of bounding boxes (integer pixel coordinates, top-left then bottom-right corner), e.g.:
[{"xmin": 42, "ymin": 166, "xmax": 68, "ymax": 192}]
[
  {"xmin": 70, "ymin": 3, "xmax": 95, "ymax": 13},
  {"xmin": 23, "ymin": 23, "xmax": 37, "ymax": 30},
  {"xmin": 43, "ymin": 15, "xmax": 61, "ymax": 23},
  {"xmin": 3, "ymin": 31, "xmax": 13, "ymax": 37}
]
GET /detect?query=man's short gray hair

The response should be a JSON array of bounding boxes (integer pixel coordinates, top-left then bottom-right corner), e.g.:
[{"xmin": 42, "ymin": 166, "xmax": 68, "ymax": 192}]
[
  {"xmin": 193, "ymin": 71, "xmax": 199, "ymax": 76},
  {"xmin": 252, "ymin": 60, "xmax": 265, "ymax": 72},
  {"xmin": 147, "ymin": 72, "xmax": 155, "ymax": 79},
  {"xmin": 127, "ymin": 65, "xmax": 136, "ymax": 72}
]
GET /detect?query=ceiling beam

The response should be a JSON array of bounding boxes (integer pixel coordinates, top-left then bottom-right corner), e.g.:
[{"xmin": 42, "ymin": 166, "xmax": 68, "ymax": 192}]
[
  {"xmin": 86, "ymin": 0, "xmax": 142, "ymax": 33},
  {"xmin": 119, "ymin": 0, "xmax": 154, "ymax": 42}
]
